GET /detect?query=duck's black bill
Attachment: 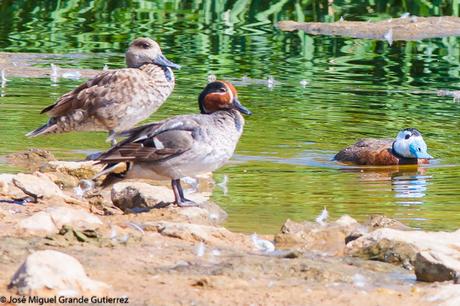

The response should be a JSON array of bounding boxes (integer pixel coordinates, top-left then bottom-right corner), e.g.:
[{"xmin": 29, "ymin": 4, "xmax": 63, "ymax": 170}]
[
  {"xmin": 234, "ymin": 98, "xmax": 252, "ymax": 115},
  {"xmin": 154, "ymin": 55, "xmax": 181, "ymax": 70}
]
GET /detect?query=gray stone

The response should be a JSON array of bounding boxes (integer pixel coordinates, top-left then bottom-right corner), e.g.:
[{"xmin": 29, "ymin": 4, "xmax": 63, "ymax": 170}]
[
  {"xmin": 18, "ymin": 206, "xmax": 103, "ymax": 235},
  {"xmin": 415, "ymin": 251, "xmax": 460, "ymax": 282},
  {"xmin": 9, "ymin": 250, "xmax": 110, "ymax": 296},
  {"xmin": 111, "ymin": 181, "xmax": 210, "ymax": 212},
  {"xmin": 346, "ymin": 228, "xmax": 460, "ymax": 282}
]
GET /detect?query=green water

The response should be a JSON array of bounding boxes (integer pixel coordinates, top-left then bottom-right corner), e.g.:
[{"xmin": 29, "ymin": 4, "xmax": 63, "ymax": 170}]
[{"xmin": 1, "ymin": 1, "xmax": 460, "ymax": 233}]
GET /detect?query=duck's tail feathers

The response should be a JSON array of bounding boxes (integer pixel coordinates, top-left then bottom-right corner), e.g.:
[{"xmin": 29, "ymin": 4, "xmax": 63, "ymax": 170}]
[{"xmin": 25, "ymin": 118, "xmax": 57, "ymax": 137}]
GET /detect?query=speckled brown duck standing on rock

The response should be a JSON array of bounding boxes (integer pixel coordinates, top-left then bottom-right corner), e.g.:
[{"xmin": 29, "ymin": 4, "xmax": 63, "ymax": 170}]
[
  {"xmin": 26, "ymin": 38, "xmax": 180, "ymax": 145},
  {"xmin": 334, "ymin": 128, "xmax": 433, "ymax": 166},
  {"xmin": 95, "ymin": 81, "xmax": 251, "ymax": 207}
]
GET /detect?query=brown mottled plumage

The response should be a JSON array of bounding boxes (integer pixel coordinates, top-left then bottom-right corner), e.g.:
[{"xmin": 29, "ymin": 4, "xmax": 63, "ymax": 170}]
[
  {"xmin": 95, "ymin": 81, "xmax": 251, "ymax": 206},
  {"xmin": 334, "ymin": 138, "xmax": 430, "ymax": 166},
  {"xmin": 26, "ymin": 38, "xmax": 180, "ymax": 141}
]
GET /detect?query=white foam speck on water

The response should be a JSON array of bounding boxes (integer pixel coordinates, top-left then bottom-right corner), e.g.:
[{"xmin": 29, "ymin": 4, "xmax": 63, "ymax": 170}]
[
  {"xmin": 352, "ymin": 274, "xmax": 366, "ymax": 287},
  {"xmin": 103, "ymin": 64, "xmax": 109, "ymax": 71},
  {"xmin": 400, "ymin": 12, "xmax": 410, "ymax": 18},
  {"xmin": 1, "ymin": 69, "xmax": 8, "ymax": 82},
  {"xmin": 217, "ymin": 175, "xmax": 229, "ymax": 196},
  {"xmin": 251, "ymin": 233, "xmax": 275, "ymax": 253},
  {"xmin": 384, "ymin": 28, "xmax": 393, "ymax": 46},
  {"xmin": 315, "ymin": 207, "xmax": 328, "ymax": 225},
  {"xmin": 267, "ymin": 76, "xmax": 275, "ymax": 90},
  {"xmin": 211, "ymin": 249, "xmax": 221, "ymax": 256},
  {"xmin": 437, "ymin": 89, "xmax": 460, "ymax": 102},
  {"xmin": 208, "ymin": 74, "xmax": 217, "ymax": 83},
  {"xmin": 300, "ymin": 79, "xmax": 309, "ymax": 88},
  {"xmin": 196, "ymin": 242, "xmax": 206, "ymax": 257},
  {"xmin": 410, "ymin": 16, "xmax": 418, "ymax": 22},
  {"xmin": 339, "ymin": 16, "xmax": 344, "ymax": 22},
  {"xmin": 51, "ymin": 63, "xmax": 59, "ymax": 77},
  {"xmin": 62, "ymin": 71, "xmax": 81, "ymax": 80}
]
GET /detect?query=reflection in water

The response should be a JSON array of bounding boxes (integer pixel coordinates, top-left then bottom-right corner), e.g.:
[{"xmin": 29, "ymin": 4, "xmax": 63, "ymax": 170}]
[{"xmin": 340, "ymin": 166, "xmax": 431, "ymax": 205}]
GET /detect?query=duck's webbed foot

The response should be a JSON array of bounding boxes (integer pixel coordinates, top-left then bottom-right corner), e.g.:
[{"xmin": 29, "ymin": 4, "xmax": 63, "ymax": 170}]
[{"xmin": 171, "ymin": 179, "xmax": 199, "ymax": 207}]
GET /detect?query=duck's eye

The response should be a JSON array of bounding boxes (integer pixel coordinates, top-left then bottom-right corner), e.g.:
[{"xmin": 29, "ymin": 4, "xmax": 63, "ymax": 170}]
[
  {"xmin": 141, "ymin": 43, "xmax": 150, "ymax": 49},
  {"xmin": 218, "ymin": 88, "xmax": 227, "ymax": 93},
  {"xmin": 405, "ymin": 134, "xmax": 411, "ymax": 140},
  {"xmin": 418, "ymin": 148, "xmax": 422, "ymax": 152}
]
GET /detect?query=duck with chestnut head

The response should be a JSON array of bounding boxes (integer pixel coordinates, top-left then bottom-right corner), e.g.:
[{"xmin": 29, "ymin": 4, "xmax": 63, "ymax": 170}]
[
  {"xmin": 26, "ymin": 38, "xmax": 180, "ymax": 145},
  {"xmin": 334, "ymin": 128, "xmax": 433, "ymax": 166},
  {"xmin": 95, "ymin": 80, "xmax": 251, "ymax": 206}
]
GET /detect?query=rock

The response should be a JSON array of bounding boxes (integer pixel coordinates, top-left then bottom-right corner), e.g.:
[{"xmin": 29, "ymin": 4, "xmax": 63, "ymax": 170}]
[
  {"xmin": 346, "ymin": 228, "xmax": 460, "ymax": 281},
  {"xmin": 111, "ymin": 182, "xmax": 210, "ymax": 212},
  {"xmin": 111, "ymin": 182, "xmax": 174, "ymax": 211},
  {"xmin": 6, "ymin": 149, "xmax": 56, "ymax": 171},
  {"xmin": 144, "ymin": 221, "xmax": 250, "ymax": 249},
  {"xmin": 335, "ymin": 215, "xmax": 359, "ymax": 227},
  {"xmin": 274, "ymin": 218, "xmax": 359, "ymax": 256},
  {"xmin": 9, "ymin": 250, "xmax": 110, "ymax": 296},
  {"xmin": 364, "ymin": 215, "xmax": 411, "ymax": 230},
  {"xmin": 0, "ymin": 173, "xmax": 17, "ymax": 195},
  {"xmin": 41, "ymin": 160, "xmax": 103, "ymax": 180},
  {"xmin": 415, "ymin": 251, "xmax": 460, "ymax": 282},
  {"xmin": 18, "ymin": 206, "xmax": 103, "ymax": 235},
  {"xmin": 18, "ymin": 212, "xmax": 57, "ymax": 234},
  {"xmin": 425, "ymin": 284, "xmax": 460, "ymax": 306},
  {"xmin": 177, "ymin": 201, "xmax": 228, "ymax": 224},
  {"xmin": 12, "ymin": 173, "xmax": 65, "ymax": 199},
  {"xmin": 47, "ymin": 206, "xmax": 103, "ymax": 230},
  {"xmin": 43, "ymin": 172, "xmax": 80, "ymax": 188}
]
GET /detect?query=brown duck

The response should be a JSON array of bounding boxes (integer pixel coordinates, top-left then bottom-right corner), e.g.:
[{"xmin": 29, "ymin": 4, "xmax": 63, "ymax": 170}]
[
  {"xmin": 334, "ymin": 128, "xmax": 433, "ymax": 166},
  {"xmin": 26, "ymin": 38, "xmax": 180, "ymax": 144},
  {"xmin": 95, "ymin": 81, "xmax": 251, "ymax": 206}
]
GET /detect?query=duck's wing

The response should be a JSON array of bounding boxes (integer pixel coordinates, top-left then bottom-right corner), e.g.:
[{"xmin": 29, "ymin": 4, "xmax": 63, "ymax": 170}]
[
  {"xmin": 97, "ymin": 116, "xmax": 202, "ymax": 163},
  {"xmin": 41, "ymin": 69, "xmax": 150, "ymax": 117},
  {"xmin": 334, "ymin": 138, "xmax": 395, "ymax": 165}
]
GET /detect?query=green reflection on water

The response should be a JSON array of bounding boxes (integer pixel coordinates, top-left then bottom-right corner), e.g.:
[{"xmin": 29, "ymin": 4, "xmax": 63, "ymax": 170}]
[{"xmin": 1, "ymin": 0, "xmax": 460, "ymax": 233}]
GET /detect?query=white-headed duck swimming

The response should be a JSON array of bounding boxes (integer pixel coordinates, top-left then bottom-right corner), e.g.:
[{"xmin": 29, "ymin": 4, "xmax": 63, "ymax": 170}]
[
  {"xmin": 334, "ymin": 128, "xmax": 433, "ymax": 166},
  {"xmin": 95, "ymin": 80, "xmax": 251, "ymax": 207},
  {"xmin": 26, "ymin": 38, "xmax": 180, "ymax": 145}
]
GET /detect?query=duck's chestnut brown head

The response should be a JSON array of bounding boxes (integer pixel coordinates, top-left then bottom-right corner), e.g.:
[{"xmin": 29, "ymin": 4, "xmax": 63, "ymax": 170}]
[
  {"xmin": 198, "ymin": 81, "xmax": 252, "ymax": 115},
  {"xmin": 126, "ymin": 37, "xmax": 180, "ymax": 70}
]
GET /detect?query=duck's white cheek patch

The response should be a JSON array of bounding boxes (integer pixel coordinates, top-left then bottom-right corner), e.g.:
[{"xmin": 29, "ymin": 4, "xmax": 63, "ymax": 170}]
[{"xmin": 153, "ymin": 137, "xmax": 164, "ymax": 149}]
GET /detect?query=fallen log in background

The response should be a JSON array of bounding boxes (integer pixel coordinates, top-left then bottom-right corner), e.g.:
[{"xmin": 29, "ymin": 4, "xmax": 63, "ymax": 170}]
[{"xmin": 278, "ymin": 16, "xmax": 460, "ymax": 42}]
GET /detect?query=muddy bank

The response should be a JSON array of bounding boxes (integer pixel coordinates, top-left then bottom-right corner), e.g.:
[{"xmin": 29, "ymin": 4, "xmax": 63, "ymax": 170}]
[
  {"xmin": 0, "ymin": 149, "xmax": 459, "ymax": 305},
  {"xmin": 278, "ymin": 16, "xmax": 460, "ymax": 42}
]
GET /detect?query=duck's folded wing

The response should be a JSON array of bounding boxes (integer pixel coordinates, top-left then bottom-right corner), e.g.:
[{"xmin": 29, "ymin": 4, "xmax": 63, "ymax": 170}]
[
  {"xmin": 98, "ymin": 118, "xmax": 201, "ymax": 163},
  {"xmin": 41, "ymin": 69, "xmax": 150, "ymax": 117}
]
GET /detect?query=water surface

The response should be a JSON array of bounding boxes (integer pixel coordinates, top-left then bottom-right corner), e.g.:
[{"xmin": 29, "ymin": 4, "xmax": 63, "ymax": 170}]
[{"xmin": 1, "ymin": 1, "xmax": 460, "ymax": 233}]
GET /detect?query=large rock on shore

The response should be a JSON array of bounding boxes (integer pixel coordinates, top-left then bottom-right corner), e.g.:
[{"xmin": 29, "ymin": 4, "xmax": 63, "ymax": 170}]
[
  {"xmin": 18, "ymin": 206, "xmax": 103, "ymax": 235},
  {"xmin": 144, "ymin": 221, "xmax": 251, "ymax": 250},
  {"xmin": 274, "ymin": 216, "xmax": 360, "ymax": 256},
  {"xmin": 346, "ymin": 228, "xmax": 460, "ymax": 282},
  {"xmin": 6, "ymin": 149, "xmax": 56, "ymax": 171},
  {"xmin": 9, "ymin": 250, "xmax": 110, "ymax": 296}
]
